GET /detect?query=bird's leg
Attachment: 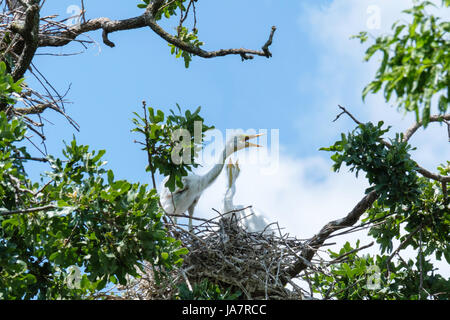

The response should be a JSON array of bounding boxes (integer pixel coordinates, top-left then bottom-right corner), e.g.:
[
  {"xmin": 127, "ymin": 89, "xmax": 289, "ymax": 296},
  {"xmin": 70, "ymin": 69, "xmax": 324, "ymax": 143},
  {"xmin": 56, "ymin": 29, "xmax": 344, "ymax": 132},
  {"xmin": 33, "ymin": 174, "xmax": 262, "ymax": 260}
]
[
  {"xmin": 188, "ymin": 208, "xmax": 193, "ymax": 232},
  {"xmin": 187, "ymin": 200, "xmax": 197, "ymax": 232}
]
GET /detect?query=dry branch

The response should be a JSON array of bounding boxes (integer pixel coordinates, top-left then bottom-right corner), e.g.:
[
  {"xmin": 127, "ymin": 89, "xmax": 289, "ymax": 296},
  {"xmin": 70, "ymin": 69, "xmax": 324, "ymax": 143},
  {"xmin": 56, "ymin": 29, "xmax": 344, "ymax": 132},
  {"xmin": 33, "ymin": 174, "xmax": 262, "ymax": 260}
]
[
  {"xmin": 0, "ymin": 0, "xmax": 276, "ymax": 154},
  {"xmin": 37, "ymin": 4, "xmax": 276, "ymax": 61},
  {"xmin": 284, "ymin": 190, "xmax": 378, "ymax": 282}
]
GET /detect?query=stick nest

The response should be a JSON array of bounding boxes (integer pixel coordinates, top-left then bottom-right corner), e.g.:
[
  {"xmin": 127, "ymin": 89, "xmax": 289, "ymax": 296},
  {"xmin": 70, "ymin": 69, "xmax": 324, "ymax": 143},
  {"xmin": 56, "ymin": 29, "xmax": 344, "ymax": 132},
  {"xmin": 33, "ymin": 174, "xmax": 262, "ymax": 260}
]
[{"xmin": 115, "ymin": 212, "xmax": 307, "ymax": 300}]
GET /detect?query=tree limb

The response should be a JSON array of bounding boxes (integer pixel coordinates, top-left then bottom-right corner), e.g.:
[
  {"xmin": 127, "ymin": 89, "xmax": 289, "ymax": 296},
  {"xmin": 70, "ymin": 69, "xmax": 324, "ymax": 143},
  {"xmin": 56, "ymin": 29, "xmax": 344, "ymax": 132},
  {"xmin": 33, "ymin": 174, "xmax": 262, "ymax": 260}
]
[
  {"xmin": 38, "ymin": 7, "xmax": 277, "ymax": 60},
  {"xmin": 386, "ymin": 224, "xmax": 422, "ymax": 270},
  {"xmin": 335, "ymin": 106, "xmax": 450, "ymax": 183},
  {"xmin": 284, "ymin": 190, "xmax": 378, "ymax": 281},
  {"xmin": 9, "ymin": 2, "xmax": 40, "ymax": 81},
  {"xmin": 403, "ymin": 114, "xmax": 450, "ymax": 142},
  {"xmin": 0, "ymin": 204, "xmax": 56, "ymax": 216},
  {"xmin": 283, "ymin": 107, "xmax": 450, "ymax": 283}
]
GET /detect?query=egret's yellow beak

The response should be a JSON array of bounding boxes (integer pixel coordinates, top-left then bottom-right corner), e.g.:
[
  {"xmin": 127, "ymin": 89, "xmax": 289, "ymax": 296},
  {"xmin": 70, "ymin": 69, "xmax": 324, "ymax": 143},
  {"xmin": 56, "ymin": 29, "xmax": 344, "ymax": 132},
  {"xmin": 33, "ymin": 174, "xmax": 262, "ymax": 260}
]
[
  {"xmin": 227, "ymin": 159, "xmax": 233, "ymax": 188},
  {"xmin": 245, "ymin": 133, "xmax": 264, "ymax": 148}
]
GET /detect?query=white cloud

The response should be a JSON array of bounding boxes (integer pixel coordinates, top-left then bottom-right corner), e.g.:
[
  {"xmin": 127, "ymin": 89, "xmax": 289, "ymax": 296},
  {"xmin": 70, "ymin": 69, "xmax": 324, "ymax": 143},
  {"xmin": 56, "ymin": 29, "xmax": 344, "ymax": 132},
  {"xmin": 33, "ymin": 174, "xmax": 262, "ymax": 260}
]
[
  {"xmin": 293, "ymin": 0, "xmax": 450, "ymax": 277},
  {"xmin": 194, "ymin": 149, "xmax": 369, "ymax": 239},
  {"xmin": 296, "ymin": 0, "xmax": 450, "ymax": 166},
  {"xmin": 177, "ymin": 0, "xmax": 449, "ymax": 282}
]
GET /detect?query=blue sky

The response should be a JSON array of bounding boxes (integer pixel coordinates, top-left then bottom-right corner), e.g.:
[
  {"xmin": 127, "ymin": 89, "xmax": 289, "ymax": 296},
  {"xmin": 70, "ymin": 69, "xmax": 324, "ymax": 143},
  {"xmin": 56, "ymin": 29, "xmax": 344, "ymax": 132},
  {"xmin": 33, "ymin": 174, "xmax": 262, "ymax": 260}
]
[
  {"xmin": 23, "ymin": 1, "xmax": 449, "ymax": 275},
  {"xmin": 30, "ymin": 0, "xmax": 340, "ymax": 180}
]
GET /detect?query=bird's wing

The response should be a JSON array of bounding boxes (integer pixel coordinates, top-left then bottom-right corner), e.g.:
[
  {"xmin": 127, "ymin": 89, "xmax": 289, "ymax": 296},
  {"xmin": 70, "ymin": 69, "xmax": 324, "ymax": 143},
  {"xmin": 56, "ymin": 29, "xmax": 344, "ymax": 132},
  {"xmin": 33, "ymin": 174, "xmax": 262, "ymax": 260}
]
[
  {"xmin": 174, "ymin": 185, "xmax": 189, "ymax": 195},
  {"xmin": 187, "ymin": 196, "xmax": 199, "ymax": 214}
]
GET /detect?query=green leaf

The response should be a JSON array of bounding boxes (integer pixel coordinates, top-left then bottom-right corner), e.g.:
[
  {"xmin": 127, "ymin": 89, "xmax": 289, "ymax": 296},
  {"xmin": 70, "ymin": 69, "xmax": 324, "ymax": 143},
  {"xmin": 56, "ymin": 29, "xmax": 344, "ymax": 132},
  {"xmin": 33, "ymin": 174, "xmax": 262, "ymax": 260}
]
[
  {"xmin": 174, "ymin": 247, "xmax": 189, "ymax": 256},
  {"xmin": 107, "ymin": 169, "xmax": 114, "ymax": 185}
]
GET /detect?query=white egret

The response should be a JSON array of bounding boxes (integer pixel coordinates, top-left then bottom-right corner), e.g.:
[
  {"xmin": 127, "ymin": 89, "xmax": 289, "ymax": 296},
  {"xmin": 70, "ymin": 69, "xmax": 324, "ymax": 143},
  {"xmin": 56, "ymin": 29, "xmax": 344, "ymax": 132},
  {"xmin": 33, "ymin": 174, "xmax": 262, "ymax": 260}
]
[
  {"xmin": 222, "ymin": 160, "xmax": 274, "ymax": 235},
  {"xmin": 160, "ymin": 133, "xmax": 263, "ymax": 231}
]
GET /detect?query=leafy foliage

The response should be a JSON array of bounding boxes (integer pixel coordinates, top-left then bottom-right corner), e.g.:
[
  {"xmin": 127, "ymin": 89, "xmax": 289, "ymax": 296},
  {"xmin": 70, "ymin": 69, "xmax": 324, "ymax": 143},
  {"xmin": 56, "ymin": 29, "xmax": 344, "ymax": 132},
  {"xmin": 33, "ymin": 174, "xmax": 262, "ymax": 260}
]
[
  {"xmin": 320, "ymin": 121, "xmax": 420, "ymax": 208},
  {"xmin": 138, "ymin": 0, "xmax": 204, "ymax": 68},
  {"xmin": 312, "ymin": 241, "xmax": 450, "ymax": 300},
  {"xmin": 365, "ymin": 175, "xmax": 450, "ymax": 260},
  {"xmin": 169, "ymin": 27, "xmax": 204, "ymax": 68},
  {"xmin": 355, "ymin": 0, "xmax": 449, "ymax": 125},
  {"xmin": 0, "ymin": 61, "xmax": 24, "ymax": 106},
  {"xmin": 318, "ymin": 1, "xmax": 450, "ymax": 298},
  {"xmin": 320, "ymin": 120, "xmax": 449, "ymax": 299},
  {"xmin": 0, "ymin": 115, "xmax": 186, "ymax": 298},
  {"xmin": 132, "ymin": 103, "xmax": 213, "ymax": 192}
]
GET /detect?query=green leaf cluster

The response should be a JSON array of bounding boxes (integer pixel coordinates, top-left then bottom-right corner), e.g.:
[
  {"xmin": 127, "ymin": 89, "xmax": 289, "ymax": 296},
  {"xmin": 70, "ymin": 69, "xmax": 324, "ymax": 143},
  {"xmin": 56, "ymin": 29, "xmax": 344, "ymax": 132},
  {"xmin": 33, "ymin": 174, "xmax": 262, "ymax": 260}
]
[
  {"xmin": 356, "ymin": 1, "xmax": 449, "ymax": 126},
  {"xmin": 169, "ymin": 27, "xmax": 204, "ymax": 68},
  {"xmin": 137, "ymin": 1, "xmax": 204, "ymax": 68},
  {"xmin": 312, "ymin": 240, "xmax": 450, "ymax": 300},
  {"xmin": 319, "ymin": 119, "xmax": 449, "ymax": 299},
  {"xmin": 365, "ymin": 174, "xmax": 450, "ymax": 263},
  {"xmin": 320, "ymin": 121, "xmax": 420, "ymax": 208},
  {"xmin": 0, "ymin": 114, "xmax": 186, "ymax": 299},
  {"xmin": 132, "ymin": 103, "xmax": 213, "ymax": 192},
  {"xmin": 0, "ymin": 61, "xmax": 24, "ymax": 106}
]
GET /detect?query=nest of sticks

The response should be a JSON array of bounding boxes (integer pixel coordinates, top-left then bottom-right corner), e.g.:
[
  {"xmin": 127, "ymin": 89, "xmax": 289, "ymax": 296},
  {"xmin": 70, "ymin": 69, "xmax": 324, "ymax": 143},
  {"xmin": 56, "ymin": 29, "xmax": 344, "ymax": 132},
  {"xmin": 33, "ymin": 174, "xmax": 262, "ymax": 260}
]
[{"xmin": 115, "ymin": 209, "xmax": 308, "ymax": 300}]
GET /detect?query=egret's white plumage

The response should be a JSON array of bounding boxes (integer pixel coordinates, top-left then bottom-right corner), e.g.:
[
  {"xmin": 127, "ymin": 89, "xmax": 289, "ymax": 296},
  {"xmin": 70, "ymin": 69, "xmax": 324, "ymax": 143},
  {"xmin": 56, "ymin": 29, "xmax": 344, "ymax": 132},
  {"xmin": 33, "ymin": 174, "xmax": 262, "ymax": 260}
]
[
  {"xmin": 222, "ymin": 160, "xmax": 274, "ymax": 235},
  {"xmin": 159, "ymin": 133, "xmax": 263, "ymax": 231}
]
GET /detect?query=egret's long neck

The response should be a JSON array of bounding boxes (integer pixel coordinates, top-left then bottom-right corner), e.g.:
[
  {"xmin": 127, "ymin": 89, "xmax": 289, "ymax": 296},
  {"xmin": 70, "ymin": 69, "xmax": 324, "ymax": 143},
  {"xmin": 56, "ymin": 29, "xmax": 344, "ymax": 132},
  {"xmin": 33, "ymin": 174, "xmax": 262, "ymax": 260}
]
[
  {"xmin": 197, "ymin": 149, "xmax": 229, "ymax": 192},
  {"xmin": 223, "ymin": 185, "xmax": 235, "ymax": 213}
]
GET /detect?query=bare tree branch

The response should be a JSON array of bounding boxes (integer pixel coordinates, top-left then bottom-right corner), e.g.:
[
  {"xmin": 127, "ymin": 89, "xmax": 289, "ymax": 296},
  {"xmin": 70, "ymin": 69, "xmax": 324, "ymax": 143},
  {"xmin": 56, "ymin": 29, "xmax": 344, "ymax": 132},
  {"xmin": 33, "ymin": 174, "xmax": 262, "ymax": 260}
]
[
  {"xmin": 9, "ymin": 1, "xmax": 40, "ymax": 81},
  {"xmin": 328, "ymin": 241, "xmax": 374, "ymax": 265},
  {"xmin": 284, "ymin": 190, "xmax": 378, "ymax": 282},
  {"xmin": 38, "ymin": 6, "xmax": 277, "ymax": 60},
  {"xmin": 403, "ymin": 114, "xmax": 450, "ymax": 142}
]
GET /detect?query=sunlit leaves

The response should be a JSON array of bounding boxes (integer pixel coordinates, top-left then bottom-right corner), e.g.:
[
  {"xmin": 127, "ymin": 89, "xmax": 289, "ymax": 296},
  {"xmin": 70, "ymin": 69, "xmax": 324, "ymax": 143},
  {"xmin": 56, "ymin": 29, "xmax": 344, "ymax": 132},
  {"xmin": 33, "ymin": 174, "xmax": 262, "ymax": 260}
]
[
  {"xmin": 311, "ymin": 240, "xmax": 450, "ymax": 300},
  {"xmin": 132, "ymin": 103, "xmax": 213, "ymax": 192},
  {"xmin": 0, "ymin": 118, "xmax": 186, "ymax": 299},
  {"xmin": 0, "ymin": 61, "xmax": 24, "ymax": 106},
  {"xmin": 320, "ymin": 121, "xmax": 420, "ymax": 208},
  {"xmin": 137, "ymin": 1, "xmax": 204, "ymax": 68},
  {"xmin": 355, "ymin": 1, "xmax": 449, "ymax": 125},
  {"xmin": 169, "ymin": 27, "xmax": 204, "ymax": 68}
]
